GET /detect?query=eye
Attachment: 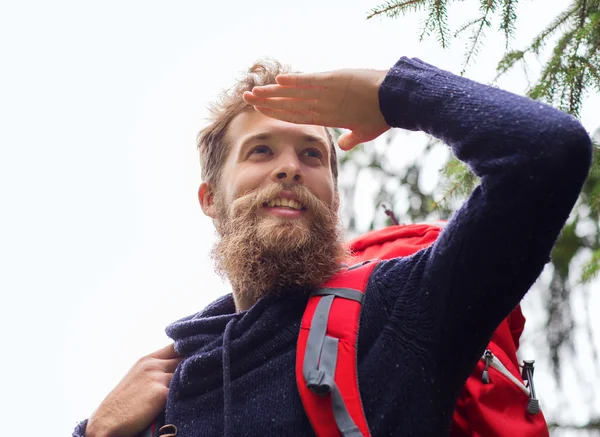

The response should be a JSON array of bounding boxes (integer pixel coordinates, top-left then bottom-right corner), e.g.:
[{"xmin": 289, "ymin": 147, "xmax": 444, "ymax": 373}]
[
  {"xmin": 302, "ymin": 148, "xmax": 323, "ymax": 159},
  {"xmin": 248, "ymin": 145, "xmax": 272, "ymax": 157}
]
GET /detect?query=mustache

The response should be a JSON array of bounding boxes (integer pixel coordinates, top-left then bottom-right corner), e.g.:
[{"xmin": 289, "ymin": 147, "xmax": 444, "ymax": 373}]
[{"xmin": 228, "ymin": 183, "xmax": 330, "ymax": 218}]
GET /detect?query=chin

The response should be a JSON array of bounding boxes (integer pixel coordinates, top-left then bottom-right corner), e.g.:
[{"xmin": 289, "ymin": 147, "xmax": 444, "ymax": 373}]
[{"xmin": 257, "ymin": 218, "xmax": 311, "ymax": 251}]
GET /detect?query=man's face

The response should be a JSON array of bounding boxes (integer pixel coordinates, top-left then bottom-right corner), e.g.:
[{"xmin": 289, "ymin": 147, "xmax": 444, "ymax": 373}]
[
  {"xmin": 199, "ymin": 109, "xmax": 347, "ymax": 299},
  {"xmin": 214, "ymin": 109, "xmax": 336, "ymax": 217}
]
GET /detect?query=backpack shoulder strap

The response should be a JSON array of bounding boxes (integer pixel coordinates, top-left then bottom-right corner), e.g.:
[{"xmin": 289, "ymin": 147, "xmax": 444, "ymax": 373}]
[{"xmin": 296, "ymin": 259, "xmax": 380, "ymax": 437}]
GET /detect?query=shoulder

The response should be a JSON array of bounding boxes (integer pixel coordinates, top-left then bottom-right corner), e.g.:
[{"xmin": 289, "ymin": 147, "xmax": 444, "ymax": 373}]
[
  {"xmin": 360, "ymin": 247, "xmax": 433, "ymax": 323},
  {"xmin": 358, "ymin": 248, "xmax": 437, "ymax": 357},
  {"xmin": 368, "ymin": 246, "xmax": 433, "ymax": 290}
]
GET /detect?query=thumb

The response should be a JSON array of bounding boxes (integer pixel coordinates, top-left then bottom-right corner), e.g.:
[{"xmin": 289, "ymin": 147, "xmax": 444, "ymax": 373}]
[{"xmin": 337, "ymin": 131, "xmax": 365, "ymax": 151}]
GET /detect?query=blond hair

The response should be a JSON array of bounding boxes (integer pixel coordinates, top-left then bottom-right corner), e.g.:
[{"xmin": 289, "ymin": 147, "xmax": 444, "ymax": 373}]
[{"xmin": 197, "ymin": 58, "xmax": 338, "ymax": 188}]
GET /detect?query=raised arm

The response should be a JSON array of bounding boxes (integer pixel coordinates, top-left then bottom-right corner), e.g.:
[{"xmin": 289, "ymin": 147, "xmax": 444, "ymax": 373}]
[
  {"xmin": 372, "ymin": 57, "xmax": 591, "ymax": 378},
  {"xmin": 243, "ymin": 56, "xmax": 592, "ymax": 385}
]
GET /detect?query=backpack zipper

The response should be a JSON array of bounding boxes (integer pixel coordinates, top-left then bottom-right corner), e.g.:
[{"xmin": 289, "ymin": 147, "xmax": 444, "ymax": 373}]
[
  {"xmin": 521, "ymin": 360, "xmax": 541, "ymax": 414},
  {"xmin": 482, "ymin": 350, "xmax": 493, "ymax": 384},
  {"xmin": 480, "ymin": 350, "xmax": 530, "ymax": 395},
  {"xmin": 480, "ymin": 350, "xmax": 541, "ymax": 415}
]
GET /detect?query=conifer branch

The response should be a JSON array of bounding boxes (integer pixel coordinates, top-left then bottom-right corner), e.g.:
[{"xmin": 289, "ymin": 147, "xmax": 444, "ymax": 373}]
[
  {"xmin": 419, "ymin": 13, "xmax": 433, "ymax": 41},
  {"xmin": 433, "ymin": 158, "xmax": 480, "ymax": 209},
  {"xmin": 432, "ymin": 0, "xmax": 451, "ymax": 48},
  {"xmin": 528, "ymin": 4, "xmax": 577, "ymax": 55},
  {"xmin": 431, "ymin": 179, "xmax": 462, "ymax": 210},
  {"xmin": 454, "ymin": 16, "xmax": 486, "ymax": 38},
  {"xmin": 495, "ymin": 5, "xmax": 577, "ymax": 79},
  {"xmin": 367, "ymin": 0, "xmax": 426, "ymax": 20},
  {"xmin": 564, "ymin": 0, "xmax": 590, "ymax": 114},
  {"xmin": 583, "ymin": 57, "xmax": 600, "ymax": 89},
  {"xmin": 529, "ymin": 29, "xmax": 576, "ymax": 110},
  {"xmin": 461, "ymin": 0, "xmax": 495, "ymax": 75},
  {"xmin": 500, "ymin": 0, "xmax": 518, "ymax": 48}
]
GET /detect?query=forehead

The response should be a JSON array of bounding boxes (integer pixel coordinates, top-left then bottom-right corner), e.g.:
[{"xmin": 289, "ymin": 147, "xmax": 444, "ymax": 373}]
[{"xmin": 226, "ymin": 109, "xmax": 331, "ymax": 155}]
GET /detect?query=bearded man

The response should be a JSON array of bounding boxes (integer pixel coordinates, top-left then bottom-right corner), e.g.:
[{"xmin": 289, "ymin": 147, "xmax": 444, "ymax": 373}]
[{"xmin": 75, "ymin": 56, "xmax": 592, "ymax": 437}]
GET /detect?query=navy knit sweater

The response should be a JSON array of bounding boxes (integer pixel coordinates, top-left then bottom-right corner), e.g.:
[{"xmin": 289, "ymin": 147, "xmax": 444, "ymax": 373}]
[{"xmin": 74, "ymin": 57, "xmax": 592, "ymax": 437}]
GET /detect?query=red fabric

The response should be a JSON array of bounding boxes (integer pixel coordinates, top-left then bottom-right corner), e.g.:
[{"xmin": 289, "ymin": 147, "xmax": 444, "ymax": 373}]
[
  {"xmin": 296, "ymin": 261, "xmax": 378, "ymax": 437},
  {"xmin": 347, "ymin": 223, "xmax": 444, "ymax": 259},
  {"xmin": 450, "ymin": 341, "xmax": 549, "ymax": 437},
  {"xmin": 348, "ymin": 223, "xmax": 549, "ymax": 437}
]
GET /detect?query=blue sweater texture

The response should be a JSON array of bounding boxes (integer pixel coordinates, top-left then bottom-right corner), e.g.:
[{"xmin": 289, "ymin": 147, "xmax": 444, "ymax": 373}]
[{"xmin": 74, "ymin": 57, "xmax": 592, "ymax": 437}]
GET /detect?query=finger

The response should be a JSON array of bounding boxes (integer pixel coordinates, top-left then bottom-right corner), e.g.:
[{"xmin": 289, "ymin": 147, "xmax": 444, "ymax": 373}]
[
  {"xmin": 150, "ymin": 343, "xmax": 179, "ymax": 360},
  {"xmin": 156, "ymin": 372, "xmax": 176, "ymax": 388},
  {"xmin": 253, "ymin": 106, "xmax": 322, "ymax": 126},
  {"xmin": 244, "ymin": 95, "xmax": 316, "ymax": 114},
  {"xmin": 337, "ymin": 131, "xmax": 363, "ymax": 151},
  {"xmin": 244, "ymin": 91, "xmax": 308, "ymax": 109},
  {"xmin": 276, "ymin": 72, "xmax": 331, "ymax": 88},
  {"xmin": 250, "ymin": 85, "xmax": 321, "ymax": 100},
  {"xmin": 161, "ymin": 357, "xmax": 183, "ymax": 373}
]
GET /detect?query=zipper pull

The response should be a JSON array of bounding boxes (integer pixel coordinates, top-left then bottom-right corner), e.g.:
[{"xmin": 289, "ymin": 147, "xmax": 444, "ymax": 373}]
[
  {"xmin": 482, "ymin": 350, "xmax": 493, "ymax": 384},
  {"xmin": 521, "ymin": 360, "xmax": 540, "ymax": 414}
]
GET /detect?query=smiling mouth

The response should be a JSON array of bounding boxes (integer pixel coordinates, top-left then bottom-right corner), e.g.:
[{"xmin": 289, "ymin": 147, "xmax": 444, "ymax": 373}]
[{"xmin": 263, "ymin": 197, "xmax": 307, "ymax": 211}]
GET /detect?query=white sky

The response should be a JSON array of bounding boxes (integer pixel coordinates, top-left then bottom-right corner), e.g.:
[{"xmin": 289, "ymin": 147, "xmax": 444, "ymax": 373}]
[{"xmin": 0, "ymin": 1, "xmax": 598, "ymax": 435}]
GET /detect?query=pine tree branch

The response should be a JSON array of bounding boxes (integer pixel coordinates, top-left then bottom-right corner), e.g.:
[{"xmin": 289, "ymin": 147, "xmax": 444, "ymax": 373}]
[
  {"xmin": 419, "ymin": 8, "xmax": 435, "ymax": 41},
  {"xmin": 529, "ymin": 29, "xmax": 576, "ymax": 105},
  {"xmin": 528, "ymin": 3, "xmax": 578, "ymax": 54},
  {"xmin": 581, "ymin": 249, "xmax": 600, "ymax": 284},
  {"xmin": 461, "ymin": 1, "xmax": 495, "ymax": 74},
  {"xmin": 565, "ymin": 0, "xmax": 590, "ymax": 114},
  {"xmin": 579, "ymin": 0, "xmax": 588, "ymax": 28},
  {"xmin": 454, "ymin": 16, "xmax": 485, "ymax": 37},
  {"xmin": 432, "ymin": 0, "xmax": 451, "ymax": 48},
  {"xmin": 367, "ymin": 0, "xmax": 426, "ymax": 20},
  {"xmin": 500, "ymin": 0, "xmax": 518, "ymax": 48},
  {"xmin": 432, "ymin": 158, "xmax": 479, "ymax": 209},
  {"xmin": 583, "ymin": 56, "xmax": 600, "ymax": 89},
  {"xmin": 495, "ymin": 4, "xmax": 577, "ymax": 79},
  {"xmin": 431, "ymin": 179, "xmax": 462, "ymax": 210}
]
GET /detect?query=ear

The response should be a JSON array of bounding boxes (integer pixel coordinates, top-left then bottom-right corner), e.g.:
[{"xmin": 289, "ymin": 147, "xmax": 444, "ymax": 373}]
[{"xmin": 199, "ymin": 182, "xmax": 217, "ymax": 218}]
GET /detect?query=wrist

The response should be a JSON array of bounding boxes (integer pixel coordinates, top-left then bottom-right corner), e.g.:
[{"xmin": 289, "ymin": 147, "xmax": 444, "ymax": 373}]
[{"xmin": 85, "ymin": 417, "xmax": 118, "ymax": 437}]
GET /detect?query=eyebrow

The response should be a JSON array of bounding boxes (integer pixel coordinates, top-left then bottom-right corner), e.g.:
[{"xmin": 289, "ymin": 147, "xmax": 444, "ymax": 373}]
[{"xmin": 239, "ymin": 132, "xmax": 329, "ymax": 150}]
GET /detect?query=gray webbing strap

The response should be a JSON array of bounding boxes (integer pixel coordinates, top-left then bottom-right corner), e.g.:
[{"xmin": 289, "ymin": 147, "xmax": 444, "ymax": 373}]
[
  {"xmin": 303, "ymin": 295, "xmax": 335, "ymax": 391},
  {"xmin": 303, "ymin": 295, "xmax": 365, "ymax": 437},
  {"xmin": 320, "ymin": 336, "xmax": 339, "ymax": 380},
  {"xmin": 310, "ymin": 287, "xmax": 364, "ymax": 303},
  {"xmin": 321, "ymin": 337, "xmax": 363, "ymax": 437}
]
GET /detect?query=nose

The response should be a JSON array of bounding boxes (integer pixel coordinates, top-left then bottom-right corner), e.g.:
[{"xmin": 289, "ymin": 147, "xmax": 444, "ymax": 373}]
[{"xmin": 270, "ymin": 149, "xmax": 304, "ymax": 184}]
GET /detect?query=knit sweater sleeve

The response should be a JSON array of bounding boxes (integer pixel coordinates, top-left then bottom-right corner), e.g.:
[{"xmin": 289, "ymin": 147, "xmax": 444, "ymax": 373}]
[
  {"xmin": 72, "ymin": 420, "xmax": 87, "ymax": 437},
  {"xmin": 372, "ymin": 57, "xmax": 592, "ymax": 385}
]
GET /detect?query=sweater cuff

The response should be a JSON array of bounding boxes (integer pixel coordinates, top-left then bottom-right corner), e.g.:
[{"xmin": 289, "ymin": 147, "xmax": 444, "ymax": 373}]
[
  {"xmin": 378, "ymin": 57, "xmax": 454, "ymax": 131},
  {"xmin": 72, "ymin": 419, "xmax": 88, "ymax": 437}
]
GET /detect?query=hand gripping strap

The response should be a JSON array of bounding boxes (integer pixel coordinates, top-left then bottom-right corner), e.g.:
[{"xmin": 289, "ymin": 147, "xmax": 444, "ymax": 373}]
[{"xmin": 296, "ymin": 260, "xmax": 379, "ymax": 437}]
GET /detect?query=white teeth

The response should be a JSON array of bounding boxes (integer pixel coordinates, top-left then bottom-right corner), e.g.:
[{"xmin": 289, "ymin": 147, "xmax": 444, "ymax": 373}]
[{"xmin": 266, "ymin": 198, "xmax": 304, "ymax": 210}]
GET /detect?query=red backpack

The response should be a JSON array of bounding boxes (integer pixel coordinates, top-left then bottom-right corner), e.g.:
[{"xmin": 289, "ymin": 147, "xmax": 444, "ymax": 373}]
[{"xmin": 296, "ymin": 222, "xmax": 549, "ymax": 437}]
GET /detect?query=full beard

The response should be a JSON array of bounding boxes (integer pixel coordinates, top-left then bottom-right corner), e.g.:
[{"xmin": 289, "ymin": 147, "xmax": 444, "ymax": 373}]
[{"xmin": 211, "ymin": 183, "xmax": 351, "ymax": 303}]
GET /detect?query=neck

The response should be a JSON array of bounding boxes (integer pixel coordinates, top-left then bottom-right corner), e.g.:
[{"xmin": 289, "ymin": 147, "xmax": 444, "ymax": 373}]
[{"xmin": 233, "ymin": 289, "xmax": 258, "ymax": 312}]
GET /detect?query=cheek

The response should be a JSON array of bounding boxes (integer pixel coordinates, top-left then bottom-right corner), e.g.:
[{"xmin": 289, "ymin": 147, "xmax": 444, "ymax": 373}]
[
  {"xmin": 309, "ymin": 171, "xmax": 335, "ymax": 206},
  {"xmin": 226, "ymin": 167, "xmax": 267, "ymax": 200}
]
